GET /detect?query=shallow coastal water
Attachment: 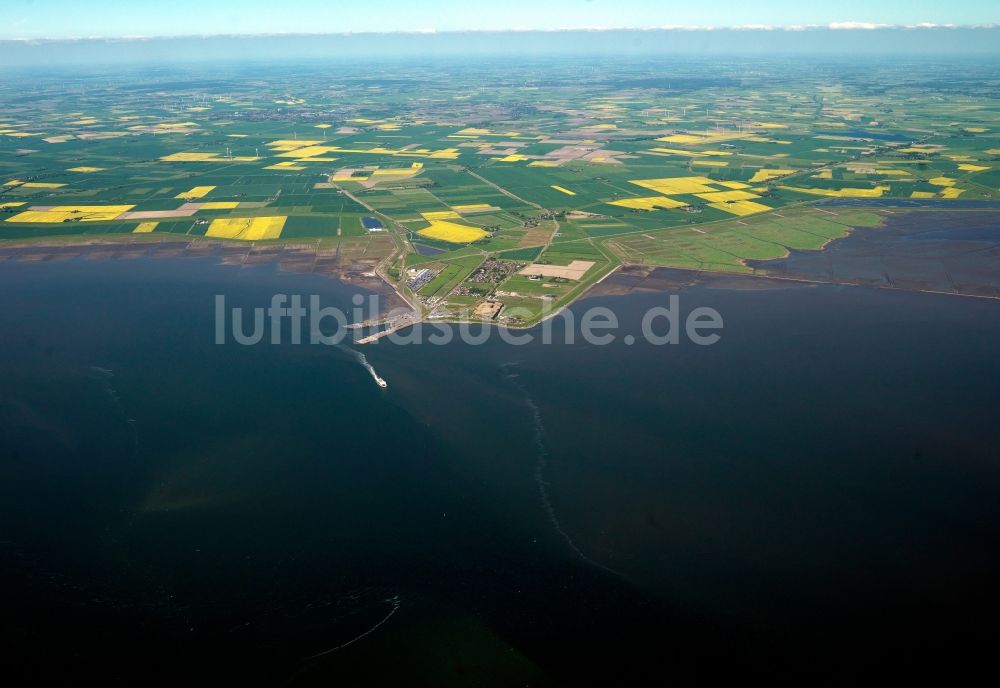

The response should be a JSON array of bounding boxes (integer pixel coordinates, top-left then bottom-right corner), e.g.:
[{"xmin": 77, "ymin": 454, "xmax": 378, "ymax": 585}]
[
  {"xmin": 2, "ymin": 251, "xmax": 999, "ymax": 685},
  {"xmin": 751, "ymin": 210, "xmax": 1000, "ymax": 296}
]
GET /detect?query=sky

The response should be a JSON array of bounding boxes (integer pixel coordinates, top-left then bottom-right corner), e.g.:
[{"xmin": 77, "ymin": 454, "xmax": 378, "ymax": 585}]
[{"xmin": 2, "ymin": 0, "xmax": 998, "ymax": 39}]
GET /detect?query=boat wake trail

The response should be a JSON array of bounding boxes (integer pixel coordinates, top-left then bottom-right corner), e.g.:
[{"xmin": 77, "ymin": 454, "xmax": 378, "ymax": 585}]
[
  {"xmin": 501, "ymin": 363, "xmax": 626, "ymax": 580},
  {"xmin": 335, "ymin": 343, "xmax": 388, "ymax": 388},
  {"xmin": 281, "ymin": 594, "xmax": 402, "ymax": 686},
  {"xmin": 90, "ymin": 366, "xmax": 139, "ymax": 459},
  {"xmin": 304, "ymin": 594, "xmax": 401, "ymax": 661}
]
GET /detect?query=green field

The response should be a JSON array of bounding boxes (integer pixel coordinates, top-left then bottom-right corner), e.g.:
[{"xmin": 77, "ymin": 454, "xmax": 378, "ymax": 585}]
[
  {"xmin": 2, "ymin": 58, "xmax": 997, "ymax": 325},
  {"xmin": 608, "ymin": 208, "xmax": 886, "ymax": 272}
]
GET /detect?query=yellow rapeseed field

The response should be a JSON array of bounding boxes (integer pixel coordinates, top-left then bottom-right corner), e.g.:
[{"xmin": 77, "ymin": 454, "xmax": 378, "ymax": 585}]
[
  {"xmin": 206, "ymin": 216, "xmax": 286, "ymax": 240},
  {"xmin": 420, "ymin": 211, "xmax": 462, "ymax": 221},
  {"xmin": 160, "ymin": 152, "xmax": 222, "ymax": 162},
  {"xmin": 779, "ymin": 185, "xmax": 888, "ymax": 198},
  {"xmin": 630, "ymin": 176, "xmax": 717, "ymax": 195},
  {"xmin": 370, "ymin": 168, "xmax": 419, "ymax": 178},
  {"xmin": 176, "ymin": 186, "xmax": 216, "ymax": 199},
  {"xmin": 277, "ymin": 145, "xmax": 339, "ymax": 158},
  {"xmin": 748, "ymin": 169, "xmax": 796, "ymax": 183},
  {"xmin": 6, "ymin": 205, "xmax": 133, "ymax": 223},
  {"xmin": 708, "ymin": 200, "xmax": 772, "ymax": 216},
  {"xmin": 695, "ymin": 190, "xmax": 760, "ymax": 203},
  {"xmin": 451, "ymin": 204, "xmax": 496, "ymax": 213},
  {"xmin": 4, "ymin": 180, "xmax": 66, "ymax": 188},
  {"xmin": 656, "ymin": 134, "xmax": 707, "ymax": 145},
  {"xmin": 609, "ymin": 196, "xmax": 686, "ymax": 211},
  {"xmin": 271, "ymin": 141, "xmax": 459, "ymax": 160},
  {"xmin": 416, "ymin": 220, "xmax": 488, "ymax": 243},
  {"xmin": 650, "ymin": 147, "xmax": 733, "ymax": 157}
]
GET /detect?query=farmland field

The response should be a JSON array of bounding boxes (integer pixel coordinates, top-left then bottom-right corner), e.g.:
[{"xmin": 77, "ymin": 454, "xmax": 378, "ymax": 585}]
[{"xmin": 1, "ymin": 57, "xmax": 997, "ymax": 325}]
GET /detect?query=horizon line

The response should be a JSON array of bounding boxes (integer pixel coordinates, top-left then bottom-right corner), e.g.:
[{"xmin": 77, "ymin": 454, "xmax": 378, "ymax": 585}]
[{"xmin": 2, "ymin": 23, "xmax": 999, "ymax": 43}]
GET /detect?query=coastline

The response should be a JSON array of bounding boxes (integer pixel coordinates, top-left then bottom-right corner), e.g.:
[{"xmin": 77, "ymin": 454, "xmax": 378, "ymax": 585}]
[
  {"xmin": 0, "ymin": 236, "xmax": 410, "ymax": 316},
  {"xmin": 3, "ymin": 205, "xmax": 999, "ymax": 331}
]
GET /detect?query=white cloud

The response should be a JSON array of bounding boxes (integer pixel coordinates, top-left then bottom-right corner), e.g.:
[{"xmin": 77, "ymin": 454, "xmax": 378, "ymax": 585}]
[
  {"xmin": 828, "ymin": 22, "xmax": 890, "ymax": 30},
  {"xmin": 657, "ymin": 24, "xmax": 716, "ymax": 31},
  {"xmin": 3, "ymin": 24, "xmax": 998, "ymax": 42}
]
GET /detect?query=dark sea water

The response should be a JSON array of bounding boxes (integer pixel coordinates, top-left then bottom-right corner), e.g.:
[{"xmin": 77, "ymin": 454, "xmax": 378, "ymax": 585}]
[{"xmin": 2, "ymin": 253, "xmax": 1000, "ymax": 685}]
